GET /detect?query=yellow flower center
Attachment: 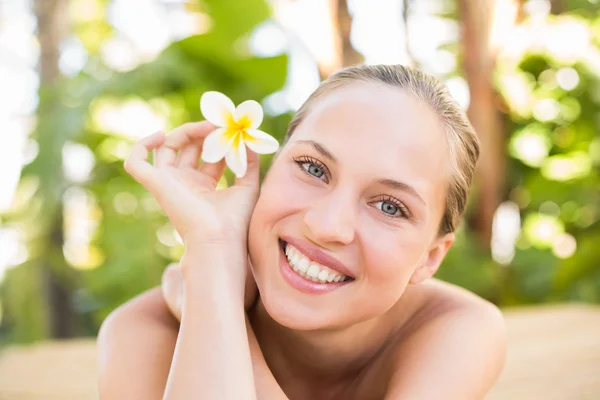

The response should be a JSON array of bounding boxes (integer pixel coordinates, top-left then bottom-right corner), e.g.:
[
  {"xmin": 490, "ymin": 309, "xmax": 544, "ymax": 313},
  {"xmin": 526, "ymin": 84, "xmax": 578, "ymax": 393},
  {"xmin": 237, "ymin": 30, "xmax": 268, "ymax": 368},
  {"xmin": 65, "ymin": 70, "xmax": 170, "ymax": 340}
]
[
  {"xmin": 235, "ymin": 114, "xmax": 252, "ymax": 130},
  {"xmin": 223, "ymin": 113, "xmax": 256, "ymax": 145}
]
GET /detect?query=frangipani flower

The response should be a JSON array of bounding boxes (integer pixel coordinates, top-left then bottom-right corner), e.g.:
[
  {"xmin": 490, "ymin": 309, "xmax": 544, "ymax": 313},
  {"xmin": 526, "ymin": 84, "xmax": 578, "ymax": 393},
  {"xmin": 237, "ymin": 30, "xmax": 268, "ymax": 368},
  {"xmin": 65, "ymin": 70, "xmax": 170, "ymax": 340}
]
[{"xmin": 200, "ymin": 91, "xmax": 279, "ymax": 178}]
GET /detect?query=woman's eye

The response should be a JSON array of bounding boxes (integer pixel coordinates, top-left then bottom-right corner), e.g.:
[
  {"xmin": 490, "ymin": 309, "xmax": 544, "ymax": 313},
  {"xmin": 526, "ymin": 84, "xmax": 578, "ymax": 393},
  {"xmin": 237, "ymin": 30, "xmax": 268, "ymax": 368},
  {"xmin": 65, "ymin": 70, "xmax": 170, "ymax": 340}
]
[
  {"xmin": 302, "ymin": 162, "xmax": 325, "ymax": 179},
  {"xmin": 374, "ymin": 201, "xmax": 401, "ymax": 217}
]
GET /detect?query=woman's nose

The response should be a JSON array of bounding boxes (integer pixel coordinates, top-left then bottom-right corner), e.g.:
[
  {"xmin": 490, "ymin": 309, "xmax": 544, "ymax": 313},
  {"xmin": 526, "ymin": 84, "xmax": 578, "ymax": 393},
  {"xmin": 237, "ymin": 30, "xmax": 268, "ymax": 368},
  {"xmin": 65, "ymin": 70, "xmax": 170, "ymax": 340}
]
[{"xmin": 303, "ymin": 191, "xmax": 356, "ymax": 245}]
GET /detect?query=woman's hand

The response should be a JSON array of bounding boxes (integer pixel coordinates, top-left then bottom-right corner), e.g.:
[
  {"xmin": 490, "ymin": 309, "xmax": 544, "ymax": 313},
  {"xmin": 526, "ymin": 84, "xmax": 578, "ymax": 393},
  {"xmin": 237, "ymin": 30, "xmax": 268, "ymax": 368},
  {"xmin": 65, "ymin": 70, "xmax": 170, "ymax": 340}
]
[
  {"xmin": 124, "ymin": 122, "xmax": 261, "ymax": 278},
  {"xmin": 125, "ymin": 122, "xmax": 261, "ymax": 246}
]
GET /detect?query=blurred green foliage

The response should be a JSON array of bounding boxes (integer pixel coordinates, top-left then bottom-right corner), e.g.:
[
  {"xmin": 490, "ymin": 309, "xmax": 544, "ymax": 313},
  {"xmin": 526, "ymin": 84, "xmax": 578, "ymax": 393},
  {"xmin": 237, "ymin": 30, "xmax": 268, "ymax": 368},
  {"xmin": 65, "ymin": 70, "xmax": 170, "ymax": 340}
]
[
  {"xmin": 0, "ymin": 0, "xmax": 288, "ymax": 343},
  {"xmin": 438, "ymin": 11, "xmax": 600, "ymax": 306},
  {"xmin": 1, "ymin": 0, "xmax": 599, "ymax": 344}
]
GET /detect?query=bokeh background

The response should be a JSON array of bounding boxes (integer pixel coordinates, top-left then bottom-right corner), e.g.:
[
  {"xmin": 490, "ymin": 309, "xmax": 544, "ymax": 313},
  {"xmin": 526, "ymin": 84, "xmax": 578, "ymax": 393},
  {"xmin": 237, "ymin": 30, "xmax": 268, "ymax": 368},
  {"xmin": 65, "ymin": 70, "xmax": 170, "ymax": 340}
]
[{"xmin": 0, "ymin": 0, "xmax": 599, "ymax": 398}]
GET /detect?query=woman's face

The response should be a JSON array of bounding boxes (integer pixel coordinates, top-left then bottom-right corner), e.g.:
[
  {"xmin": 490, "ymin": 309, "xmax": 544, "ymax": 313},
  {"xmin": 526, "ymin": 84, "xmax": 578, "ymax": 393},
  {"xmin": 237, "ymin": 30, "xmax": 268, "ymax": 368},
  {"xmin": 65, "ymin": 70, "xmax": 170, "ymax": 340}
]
[{"xmin": 248, "ymin": 82, "xmax": 454, "ymax": 330}]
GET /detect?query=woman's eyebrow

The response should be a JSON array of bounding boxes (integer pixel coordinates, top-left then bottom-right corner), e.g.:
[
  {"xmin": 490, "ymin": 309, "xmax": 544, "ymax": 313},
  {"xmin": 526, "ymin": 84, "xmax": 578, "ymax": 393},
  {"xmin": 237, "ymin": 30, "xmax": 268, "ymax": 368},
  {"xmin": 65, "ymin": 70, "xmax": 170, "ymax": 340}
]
[
  {"xmin": 377, "ymin": 179, "xmax": 426, "ymax": 205},
  {"xmin": 295, "ymin": 140, "xmax": 338, "ymax": 163}
]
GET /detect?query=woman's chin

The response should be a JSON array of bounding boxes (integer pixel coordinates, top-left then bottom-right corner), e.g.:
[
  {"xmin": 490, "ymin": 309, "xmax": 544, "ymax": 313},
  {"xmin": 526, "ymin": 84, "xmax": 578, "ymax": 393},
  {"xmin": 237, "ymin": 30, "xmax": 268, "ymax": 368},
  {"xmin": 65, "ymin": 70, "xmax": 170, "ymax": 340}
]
[{"xmin": 258, "ymin": 289, "xmax": 341, "ymax": 331}]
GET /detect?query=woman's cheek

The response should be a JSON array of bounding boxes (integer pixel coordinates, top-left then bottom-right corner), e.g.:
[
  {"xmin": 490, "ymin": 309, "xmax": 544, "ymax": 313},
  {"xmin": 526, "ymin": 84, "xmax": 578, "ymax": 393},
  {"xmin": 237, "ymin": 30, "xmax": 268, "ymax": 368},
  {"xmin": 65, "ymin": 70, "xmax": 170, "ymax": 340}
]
[
  {"xmin": 362, "ymin": 226, "xmax": 424, "ymax": 287},
  {"xmin": 261, "ymin": 169, "xmax": 321, "ymax": 216}
]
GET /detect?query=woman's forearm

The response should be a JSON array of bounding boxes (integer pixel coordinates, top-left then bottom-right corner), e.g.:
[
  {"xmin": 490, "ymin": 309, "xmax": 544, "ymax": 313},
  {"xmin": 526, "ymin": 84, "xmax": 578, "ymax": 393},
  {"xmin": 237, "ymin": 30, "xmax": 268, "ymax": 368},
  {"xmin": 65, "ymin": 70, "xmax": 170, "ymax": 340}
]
[
  {"xmin": 162, "ymin": 258, "xmax": 288, "ymax": 399},
  {"xmin": 163, "ymin": 249, "xmax": 256, "ymax": 400},
  {"xmin": 246, "ymin": 315, "xmax": 289, "ymax": 400}
]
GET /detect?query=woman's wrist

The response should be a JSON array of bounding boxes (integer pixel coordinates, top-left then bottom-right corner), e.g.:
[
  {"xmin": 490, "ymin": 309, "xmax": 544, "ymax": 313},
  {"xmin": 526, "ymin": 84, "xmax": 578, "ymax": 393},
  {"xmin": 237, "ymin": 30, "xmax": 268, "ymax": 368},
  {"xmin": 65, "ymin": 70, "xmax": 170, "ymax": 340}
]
[{"xmin": 180, "ymin": 244, "xmax": 248, "ymax": 301}]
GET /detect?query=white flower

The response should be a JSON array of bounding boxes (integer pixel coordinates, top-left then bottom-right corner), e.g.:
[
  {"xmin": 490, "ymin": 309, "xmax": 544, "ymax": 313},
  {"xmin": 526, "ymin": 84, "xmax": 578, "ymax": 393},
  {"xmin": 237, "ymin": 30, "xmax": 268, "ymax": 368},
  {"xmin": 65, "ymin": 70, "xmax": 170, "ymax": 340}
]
[{"xmin": 200, "ymin": 91, "xmax": 279, "ymax": 178}]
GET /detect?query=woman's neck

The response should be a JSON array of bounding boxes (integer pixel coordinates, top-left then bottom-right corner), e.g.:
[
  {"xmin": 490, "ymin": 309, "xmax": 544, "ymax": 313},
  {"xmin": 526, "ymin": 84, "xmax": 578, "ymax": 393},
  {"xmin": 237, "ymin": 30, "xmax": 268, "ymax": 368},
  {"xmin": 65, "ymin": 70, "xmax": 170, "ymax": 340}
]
[{"xmin": 248, "ymin": 292, "xmax": 421, "ymax": 390}]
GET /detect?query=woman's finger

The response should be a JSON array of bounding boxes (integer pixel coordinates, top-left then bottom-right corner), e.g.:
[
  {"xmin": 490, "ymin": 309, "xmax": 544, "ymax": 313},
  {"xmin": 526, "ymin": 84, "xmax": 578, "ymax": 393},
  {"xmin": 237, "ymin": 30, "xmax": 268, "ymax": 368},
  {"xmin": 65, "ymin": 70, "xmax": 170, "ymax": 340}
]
[
  {"xmin": 156, "ymin": 121, "xmax": 216, "ymax": 168},
  {"xmin": 198, "ymin": 159, "xmax": 227, "ymax": 189},
  {"xmin": 235, "ymin": 149, "xmax": 260, "ymax": 190},
  {"xmin": 154, "ymin": 141, "xmax": 179, "ymax": 168},
  {"xmin": 176, "ymin": 140, "xmax": 203, "ymax": 169},
  {"xmin": 124, "ymin": 131, "xmax": 165, "ymax": 185}
]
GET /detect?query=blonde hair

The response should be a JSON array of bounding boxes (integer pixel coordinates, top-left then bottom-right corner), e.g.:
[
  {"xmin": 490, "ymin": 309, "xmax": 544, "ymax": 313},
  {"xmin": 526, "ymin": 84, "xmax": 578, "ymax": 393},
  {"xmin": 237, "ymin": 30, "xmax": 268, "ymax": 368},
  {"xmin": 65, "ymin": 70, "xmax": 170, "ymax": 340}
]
[{"xmin": 284, "ymin": 64, "xmax": 480, "ymax": 235}]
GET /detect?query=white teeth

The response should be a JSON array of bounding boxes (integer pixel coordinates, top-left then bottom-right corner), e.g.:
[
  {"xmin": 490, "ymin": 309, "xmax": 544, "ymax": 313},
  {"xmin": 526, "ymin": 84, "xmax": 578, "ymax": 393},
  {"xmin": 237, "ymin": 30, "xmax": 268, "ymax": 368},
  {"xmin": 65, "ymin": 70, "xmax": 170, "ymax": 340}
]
[
  {"xmin": 291, "ymin": 252, "xmax": 300, "ymax": 265},
  {"xmin": 306, "ymin": 263, "xmax": 320, "ymax": 279},
  {"xmin": 297, "ymin": 257, "xmax": 308, "ymax": 268},
  {"xmin": 297, "ymin": 258, "xmax": 309, "ymax": 275},
  {"xmin": 284, "ymin": 243, "xmax": 350, "ymax": 284},
  {"xmin": 317, "ymin": 269, "xmax": 329, "ymax": 282}
]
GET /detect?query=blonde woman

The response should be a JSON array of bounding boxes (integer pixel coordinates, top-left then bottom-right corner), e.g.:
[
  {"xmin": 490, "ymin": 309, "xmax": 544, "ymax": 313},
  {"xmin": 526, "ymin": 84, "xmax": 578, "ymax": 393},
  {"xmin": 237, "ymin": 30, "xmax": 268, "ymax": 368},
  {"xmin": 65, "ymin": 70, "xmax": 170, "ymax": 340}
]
[{"xmin": 98, "ymin": 65, "xmax": 507, "ymax": 399}]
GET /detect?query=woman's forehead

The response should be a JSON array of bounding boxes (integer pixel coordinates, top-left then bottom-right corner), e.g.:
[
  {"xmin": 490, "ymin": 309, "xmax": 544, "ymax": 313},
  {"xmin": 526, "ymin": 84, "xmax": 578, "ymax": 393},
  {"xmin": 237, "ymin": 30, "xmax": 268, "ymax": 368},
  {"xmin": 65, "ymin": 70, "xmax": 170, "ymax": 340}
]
[{"xmin": 294, "ymin": 83, "xmax": 449, "ymax": 167}]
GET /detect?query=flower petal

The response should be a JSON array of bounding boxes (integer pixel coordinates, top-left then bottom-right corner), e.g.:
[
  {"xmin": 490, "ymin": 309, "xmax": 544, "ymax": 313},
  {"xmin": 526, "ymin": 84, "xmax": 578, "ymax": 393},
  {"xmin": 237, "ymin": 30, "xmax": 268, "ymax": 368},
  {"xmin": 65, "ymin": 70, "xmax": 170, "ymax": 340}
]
[
  {"xmin": 234, "ymin": 100, "xmax": 263, "ymax": 130},
  {"xmin": 244, "ymin": 129, "xmax": 280, "ymax": 154},
  {"xmin": 225, "ymin": 136, "xmax": 248, "ymax": 178},
  {"xmin": 201, "ymin": 128, "xmax": 233, "ymax": 163},
  {"xmin": 200, "ymin": 91, "xmax": 235, "ymax": 127}
]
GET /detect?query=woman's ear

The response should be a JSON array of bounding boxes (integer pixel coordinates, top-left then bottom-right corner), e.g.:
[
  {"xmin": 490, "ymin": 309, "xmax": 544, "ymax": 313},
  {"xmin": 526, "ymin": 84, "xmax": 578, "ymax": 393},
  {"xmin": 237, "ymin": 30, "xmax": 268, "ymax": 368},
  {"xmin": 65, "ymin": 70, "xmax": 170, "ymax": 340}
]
[{"xmin": 409, "ymin": 232, "xmax": 455, "ymax": 285}]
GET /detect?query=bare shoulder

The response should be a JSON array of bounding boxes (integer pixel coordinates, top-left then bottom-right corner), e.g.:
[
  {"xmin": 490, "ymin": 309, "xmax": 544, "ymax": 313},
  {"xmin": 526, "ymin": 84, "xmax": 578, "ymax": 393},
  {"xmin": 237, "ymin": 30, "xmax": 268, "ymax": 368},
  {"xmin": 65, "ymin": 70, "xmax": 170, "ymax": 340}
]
[
  {"xmin": 383, "ymin": 279, "xmax": 507, "ymax": 399},
  {"xmin": 413, "ymin": 279, "xmax": 503, "ymax": 322},
  {"xmin": 97, "ymin": 288, "xmax": 179, "ymax": 399},
  {"xmin": 99, "ymin": 287, "xmax": 179, "ymax": 333}
]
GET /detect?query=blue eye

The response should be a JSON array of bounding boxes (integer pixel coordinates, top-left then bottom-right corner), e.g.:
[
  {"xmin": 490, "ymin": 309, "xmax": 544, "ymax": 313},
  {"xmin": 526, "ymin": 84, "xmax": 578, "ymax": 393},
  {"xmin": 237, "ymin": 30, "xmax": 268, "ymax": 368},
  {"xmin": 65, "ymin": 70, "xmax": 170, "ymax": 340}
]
[
  {"xmin": 373, "ymin": 197, "xmax": 409, "ymax": 219},
  {"xmin": 294, "ymin": 156, "xmax": 330, "ymax": 183},
  {"xmin": 374, "ymin": 201, "xmax": 400, "ymax": 216},
  {"xmin": 303, "ymin": 162, "xmax": 324, "ymax": 178}
]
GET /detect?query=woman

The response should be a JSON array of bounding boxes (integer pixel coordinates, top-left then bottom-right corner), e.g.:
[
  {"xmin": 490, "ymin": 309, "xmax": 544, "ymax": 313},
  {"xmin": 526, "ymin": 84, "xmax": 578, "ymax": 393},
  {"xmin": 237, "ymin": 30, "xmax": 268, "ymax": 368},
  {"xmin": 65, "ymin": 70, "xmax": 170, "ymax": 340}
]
[{"xmin": 97, "ymin": 65, "xmax": 507, "ymax": 399}]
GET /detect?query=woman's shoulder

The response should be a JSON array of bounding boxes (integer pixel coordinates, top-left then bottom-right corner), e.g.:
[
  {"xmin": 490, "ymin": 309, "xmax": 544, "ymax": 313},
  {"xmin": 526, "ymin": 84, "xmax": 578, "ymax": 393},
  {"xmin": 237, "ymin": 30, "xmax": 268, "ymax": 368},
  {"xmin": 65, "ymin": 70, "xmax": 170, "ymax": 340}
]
[
  {"xmin": 399, "ymin": 278, "xmax": 501, "ymax": 333},
  {"xmin": 355, "ymin": 280, "xmax": 506, "ymax": 398},
  {"xmin": 387, "ymin": 278, "xmax": 506, "ymax": 367},
  {"xmin": 427, "ymin": 277, "xmax": 498, "ymax": 310}
]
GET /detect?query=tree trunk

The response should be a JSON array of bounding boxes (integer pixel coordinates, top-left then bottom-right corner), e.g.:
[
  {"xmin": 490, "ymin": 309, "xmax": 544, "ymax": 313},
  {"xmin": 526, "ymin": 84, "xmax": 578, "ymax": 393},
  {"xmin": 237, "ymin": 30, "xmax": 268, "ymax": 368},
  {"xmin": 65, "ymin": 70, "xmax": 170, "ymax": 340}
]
[
  {"xmin": 458, "ymin": 0, "xmax": 520, "ymax": 247},
  {"xmin": 335, "ymin": 0, "xmax": 362, "ymax": 67},
  {"xmin": 550, "ymin": 0, "xmax": 565, "ymax": 14},
  {"xmin": 35, "ymin": 0, "xmax": 68, "ymax": 84},
  {"xmin": 34, "ymin": 0, "xmax": 77, "ymax": 338},
  {"xmin": 319, "ymin": 0, "xmax": 362, "ymax": 79},
  {"xmin": 402, "ymin": 0, "xmax": 414, "ymax": 66}
]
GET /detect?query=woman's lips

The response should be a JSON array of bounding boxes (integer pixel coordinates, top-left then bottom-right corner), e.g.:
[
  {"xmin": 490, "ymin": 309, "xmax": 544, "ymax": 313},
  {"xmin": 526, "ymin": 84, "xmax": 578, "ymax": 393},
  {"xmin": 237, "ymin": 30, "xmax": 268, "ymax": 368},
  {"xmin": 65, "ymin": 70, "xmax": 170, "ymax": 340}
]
[
  {"xmin": 278, "ymin": 240, "xmax": 352, "ymax": 294},
  {"xmin": 279, "ymin": 236, "xmax": 355, "ymax": 279}
]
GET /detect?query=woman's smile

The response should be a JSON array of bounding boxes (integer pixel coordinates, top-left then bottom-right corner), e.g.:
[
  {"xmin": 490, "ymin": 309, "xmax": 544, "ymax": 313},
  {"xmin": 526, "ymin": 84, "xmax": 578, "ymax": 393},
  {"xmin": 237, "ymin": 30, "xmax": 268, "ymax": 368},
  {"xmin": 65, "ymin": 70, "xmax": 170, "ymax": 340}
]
[{"xmin": 278, "ymin": 238, "xmax": 354, "ymax": 294}]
